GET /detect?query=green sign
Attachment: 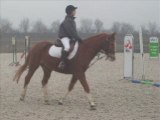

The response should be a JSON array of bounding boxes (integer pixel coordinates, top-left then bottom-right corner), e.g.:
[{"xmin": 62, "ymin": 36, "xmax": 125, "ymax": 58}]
[{"xmin": 149, "ymin": 37, "xmax": 159, "ymax": 58}]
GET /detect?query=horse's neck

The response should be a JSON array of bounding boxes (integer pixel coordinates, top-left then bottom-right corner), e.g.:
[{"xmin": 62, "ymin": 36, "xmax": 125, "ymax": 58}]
[{"xmin": 79, "ymin": 37, "xmax": 104, "ymax": 63}]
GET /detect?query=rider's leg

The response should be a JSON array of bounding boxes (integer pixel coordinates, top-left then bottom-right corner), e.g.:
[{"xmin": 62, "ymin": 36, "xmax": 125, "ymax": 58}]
[
  {"xmin": 61, "ymin": 37, "xmax": 70, "ymax": 52},
  {"xmin": 58, "ymin": 37, "xmax": 70, "ymax": 69}
]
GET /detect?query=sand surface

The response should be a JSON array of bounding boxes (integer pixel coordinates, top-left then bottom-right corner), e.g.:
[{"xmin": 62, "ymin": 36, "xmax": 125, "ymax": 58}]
[{"xmin": 0, "ymin": 53, "xmax": 160, "ymax": 120}]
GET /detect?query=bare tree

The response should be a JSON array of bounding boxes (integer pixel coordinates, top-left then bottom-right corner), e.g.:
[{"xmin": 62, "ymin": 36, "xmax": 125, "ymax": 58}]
[
  {"xmin": 19, "ymin": 18, "xmax": 30, "ymax": 33},
  {"xmin": 80, "ymin": 19, "xmax": 93, "ymax": 33},
  {"xmin": 94, "ymin": 19, "xmax": 103, "ymax": 33},
  {"xmin": 0, "ymin": 18, "xmax": 12, "ymax": 33},
  {"xmin": 50, "ymin": 20, "xmax": 60, "ymax": 33},
  {"xmin": 148, "ymin": 22, "xmax": 158, "ymax": 35},
  {"xmin": 140, "ymin": 25, "xmax": 149, "ymax": 34},
  {"xmin": 120, "ymin": 22, "xmax": 134, "ymax": 34},
  {"xmin": 111, "ymin": 22, "xmax": 121, "ymax": 33},
  {"xmin": 31, "ymin": 20, "xmax": 48, "ymax": 33}
]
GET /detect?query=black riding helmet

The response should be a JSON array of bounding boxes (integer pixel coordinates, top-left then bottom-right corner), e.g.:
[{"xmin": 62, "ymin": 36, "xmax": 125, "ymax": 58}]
[{"xmin": 66, "ymin": 5, "xmax": 77, "ymax": 15}]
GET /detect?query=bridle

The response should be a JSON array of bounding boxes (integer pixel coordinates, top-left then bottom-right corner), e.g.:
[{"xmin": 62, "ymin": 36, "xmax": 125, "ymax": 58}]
[
  {"xmin": 101, "ymin": 36, "xmax": 115, "ymax": 59},
  {"xmin": 89, "ymin": 36, "xmax": 114, "ymax": 67}
]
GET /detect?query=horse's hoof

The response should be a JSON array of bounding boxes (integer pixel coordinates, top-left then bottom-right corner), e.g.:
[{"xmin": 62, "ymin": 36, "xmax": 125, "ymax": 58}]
[
  {"xmin": 44, "ymin": 100, "xmax": 50, "ymax": 105},
  {"xmin": 90, "ymin": 105, "xmax": 96, "ymax": 110},
  {"xmin": 58, "ymin": 100, "xmax": 63, "ymax": 105},
  {"xmin": 20, "ymin": 97, "xmax": 24, "ymax": 101},
  {"xmin": 44, "ymin": 101, "xmax": 50, "ymax": 105}
]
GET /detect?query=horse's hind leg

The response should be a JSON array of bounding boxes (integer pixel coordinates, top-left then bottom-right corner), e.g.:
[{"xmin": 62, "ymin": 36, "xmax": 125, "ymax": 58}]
[
  {"xmin": 58, "ymin": 75, "xmax": 78, "ymax": 105},
  {"xmin": 41, "ymin": 65, "xmax": 51, "ymax": 104},
  {"xmin": 20, "ymin": 66, "xmax": 38, "ymax": 101}
]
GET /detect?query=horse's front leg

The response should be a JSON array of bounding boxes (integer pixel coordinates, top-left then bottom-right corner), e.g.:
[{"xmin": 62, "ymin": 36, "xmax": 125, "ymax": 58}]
[
  {"xmin": 58, "ymin": 75, "xmax": 78, "ymax": 105},
  {"xmin": 76, "ymin": 73, "xmax": 96, "ymax": 110}
]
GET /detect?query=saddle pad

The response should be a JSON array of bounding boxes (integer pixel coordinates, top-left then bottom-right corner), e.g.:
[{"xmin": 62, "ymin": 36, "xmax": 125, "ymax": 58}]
[{"xmin": 49, "ymin": 41, "xmax": 79, "ymax": 60}]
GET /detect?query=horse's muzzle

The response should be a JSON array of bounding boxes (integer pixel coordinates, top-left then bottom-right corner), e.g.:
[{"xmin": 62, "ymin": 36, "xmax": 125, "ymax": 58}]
[{"xmin": 110, "ymin": 56, "xmax": 116, "ymax": 61}]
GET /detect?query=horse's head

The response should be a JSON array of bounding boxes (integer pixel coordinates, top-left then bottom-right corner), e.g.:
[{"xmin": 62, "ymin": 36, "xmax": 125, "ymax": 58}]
[{"xmin": 101, "ymin": 33, "xmax": 116, "ymax": 61}]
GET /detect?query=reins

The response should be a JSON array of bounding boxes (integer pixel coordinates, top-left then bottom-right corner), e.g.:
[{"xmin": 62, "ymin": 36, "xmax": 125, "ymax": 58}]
[
  {"xmin": 88, "ymin": 35, "xmax": 113, "ymax": 68},
  {"xmin": 89, "ymin": 52, "xmax": 106, "ymax": 68}
]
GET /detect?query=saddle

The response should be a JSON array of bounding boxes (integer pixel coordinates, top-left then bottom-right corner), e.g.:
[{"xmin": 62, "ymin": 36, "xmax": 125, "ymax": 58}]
[
  {"xmin": 55, "ymin": 39, "xmax": 75, "ymax": 53},
  {"xmin": 49, "ymin": 39, "xmax": 79, "ymax": 59}
]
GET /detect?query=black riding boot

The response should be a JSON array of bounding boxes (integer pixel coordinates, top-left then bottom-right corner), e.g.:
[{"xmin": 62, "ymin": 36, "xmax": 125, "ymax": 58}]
[{"xmin": 58, "ymin": 50, "xmax": 69, "ymax": 69}]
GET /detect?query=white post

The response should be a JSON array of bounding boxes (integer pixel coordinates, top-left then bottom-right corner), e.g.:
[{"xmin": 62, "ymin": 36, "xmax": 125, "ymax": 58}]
[
  {"xmin": 124, "ymin": 34, "xmax": 134, "ymax": 80},
  {"xmin": 25, "ymin": 36, "xmax": 29, "ymax": 47},
  {"xmin": 12, "ymin": 37, "xmax": 17, "ymax": 63},
  {"xmin": 12, "ymin": 37, "xmax": 16, "ymax": 45},
  {"xmin": 139, "ymin": 27, "xmax": 145, "ymax": 80},
  {"xmin": 24, "ymin": 36, "xmax": 30, "ymax": 62}
]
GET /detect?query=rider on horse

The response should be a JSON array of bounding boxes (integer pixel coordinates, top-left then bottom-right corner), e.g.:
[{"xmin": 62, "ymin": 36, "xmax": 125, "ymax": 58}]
[{"xmin": 58, "ymin": 5, "xmax": 82, "ymax": 69}]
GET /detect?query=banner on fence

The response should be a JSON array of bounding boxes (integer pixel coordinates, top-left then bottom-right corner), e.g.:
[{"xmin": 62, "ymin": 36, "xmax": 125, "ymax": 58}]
[{"xmin": 149, "ymin": 37, "xmax": 159, "ymax": 58}]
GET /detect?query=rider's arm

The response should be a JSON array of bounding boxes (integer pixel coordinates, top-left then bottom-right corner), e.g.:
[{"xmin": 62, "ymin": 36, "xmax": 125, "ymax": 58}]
[{"xmin": 63, "ymin": 20, "xmax": 82, "ymax": 42}]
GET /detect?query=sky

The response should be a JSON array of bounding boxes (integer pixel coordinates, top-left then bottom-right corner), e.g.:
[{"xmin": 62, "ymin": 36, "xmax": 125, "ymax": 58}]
[{"xmin": 1, "ymin": 0, "xmax": 160, "ymax": 30}]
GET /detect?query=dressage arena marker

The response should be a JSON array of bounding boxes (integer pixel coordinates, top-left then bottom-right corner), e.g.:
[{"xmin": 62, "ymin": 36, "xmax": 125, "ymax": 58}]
[{"xmin": 123, "ymin": 28, "xmax": 160, "ymax": 87}]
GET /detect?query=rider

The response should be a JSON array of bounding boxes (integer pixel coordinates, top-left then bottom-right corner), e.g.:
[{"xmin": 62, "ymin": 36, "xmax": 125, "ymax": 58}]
[{"xmin": 58, "ymin": 5, "xmax": 82, "ymax": 69}]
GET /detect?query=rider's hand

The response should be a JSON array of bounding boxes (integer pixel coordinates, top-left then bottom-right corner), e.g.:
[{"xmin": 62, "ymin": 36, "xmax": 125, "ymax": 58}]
[{"xmin": 78, "ymin": 39, "xmax": 83, "ymax": 43}]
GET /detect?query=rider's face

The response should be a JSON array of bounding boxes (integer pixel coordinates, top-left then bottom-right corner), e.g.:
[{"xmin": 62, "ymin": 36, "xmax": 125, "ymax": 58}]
[{"xmin": 72, "ymin": 10, "xmax": 76, "ymax": 16}]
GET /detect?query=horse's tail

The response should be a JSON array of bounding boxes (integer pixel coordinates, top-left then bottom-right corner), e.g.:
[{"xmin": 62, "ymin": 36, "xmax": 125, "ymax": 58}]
[{"xmin": 13, "ymin": 53, "xmax": 30, "ymax": 83}]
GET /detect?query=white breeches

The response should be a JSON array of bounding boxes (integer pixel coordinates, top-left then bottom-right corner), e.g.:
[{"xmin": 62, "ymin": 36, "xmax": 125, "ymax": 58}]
[{"xmin": 61, "ymin": 37, "xmax": 70, "ymax": 51}]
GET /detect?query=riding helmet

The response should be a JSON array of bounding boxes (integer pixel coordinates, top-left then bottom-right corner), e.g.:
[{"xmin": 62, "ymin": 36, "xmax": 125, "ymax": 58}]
[{"xmin": 65, "ymin": 5, "xmax": 77, "ymax": 15}]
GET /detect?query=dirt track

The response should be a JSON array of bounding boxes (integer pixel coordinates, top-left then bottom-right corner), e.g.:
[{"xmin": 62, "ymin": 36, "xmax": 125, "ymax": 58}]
[{"xmin": 0, "ymin": 53, "xmax": 160, "ymax": 120}]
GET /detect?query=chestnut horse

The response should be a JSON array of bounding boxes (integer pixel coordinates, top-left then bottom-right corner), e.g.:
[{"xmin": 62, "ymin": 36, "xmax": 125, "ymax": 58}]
[{"xmin": 13, "ymin": 33, "xmax": 116, "ymax": 110}]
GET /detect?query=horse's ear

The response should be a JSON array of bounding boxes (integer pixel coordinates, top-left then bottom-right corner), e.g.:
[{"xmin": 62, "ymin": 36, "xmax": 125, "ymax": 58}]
[
  {"xmin": 109, "ymin": 32, "xmax": 116, "ymax": 40},
  {"xmin": 111, "ymin": 32, "xmax": 116, "ymax": 37},
  {"xmin": 106, "ymin": 32, "xmax": 116, "ymax": 41}
]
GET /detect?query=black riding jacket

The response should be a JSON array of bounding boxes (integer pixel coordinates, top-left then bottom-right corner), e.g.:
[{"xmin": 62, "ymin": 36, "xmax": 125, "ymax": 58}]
[{"xmin": 58, "ymin": 15, "xmax": 82, "ymax": 42}]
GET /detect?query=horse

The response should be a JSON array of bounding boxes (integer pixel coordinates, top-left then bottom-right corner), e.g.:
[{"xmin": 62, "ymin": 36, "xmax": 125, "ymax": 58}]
[{"xmin": 13, "ymin": 32, "xmax": 116, "ymax": 110}]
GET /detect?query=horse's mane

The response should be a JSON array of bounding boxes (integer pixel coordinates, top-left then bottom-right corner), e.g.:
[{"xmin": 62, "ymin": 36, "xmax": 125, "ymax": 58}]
[{"xmin": 83, "ymin": 33, "xmax": 107, "ymax": 43}]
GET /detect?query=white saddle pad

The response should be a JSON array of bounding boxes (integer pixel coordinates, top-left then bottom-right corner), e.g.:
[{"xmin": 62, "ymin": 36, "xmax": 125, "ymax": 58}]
[{"xmin": 48, "ymin": 42, "xmax": 79, "ymax": 60}]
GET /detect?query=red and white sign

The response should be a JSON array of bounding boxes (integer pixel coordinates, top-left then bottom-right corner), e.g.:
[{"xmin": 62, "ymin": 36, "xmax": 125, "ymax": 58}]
[{"xmin": 124, "ymin": 34, "xmax": 134, "ymax": 79}]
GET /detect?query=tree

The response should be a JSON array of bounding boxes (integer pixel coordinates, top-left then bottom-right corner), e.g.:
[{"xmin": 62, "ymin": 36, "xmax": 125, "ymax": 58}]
[
  {"xmin": 111, "ymin": 22, "xmax": 121, "ymax": 33},
  {"xmin": 94, "ymin": 19, "xmax": 103, "ymax": 33},
  {"xmin": 19, "ymin": 18, "xmax": 30, "ymax": 33},
  {"xmin": 0, "ymin": 18, "xmax": 12, "ymax": 33},
  {"xmin": 120, "ymin": 22, "xmax": 134, "ymax": 34},
  {"xmin": 31, "ymin": 20, "xmax": 48, "ymax": 33},
  {"xmin": 140, "ymin": 25, "xmax": 149, "ymax": 35},
  {"xmin": 80, "ymin": 19, "xmax": 93, "ymax": 33},
  {"xmin": 50, "ymin": 20, "xmax": 60, "ymax": 33},
  {"xmin": 148, "ymin": 22, "xmax": 158, "ymax": 35}
]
